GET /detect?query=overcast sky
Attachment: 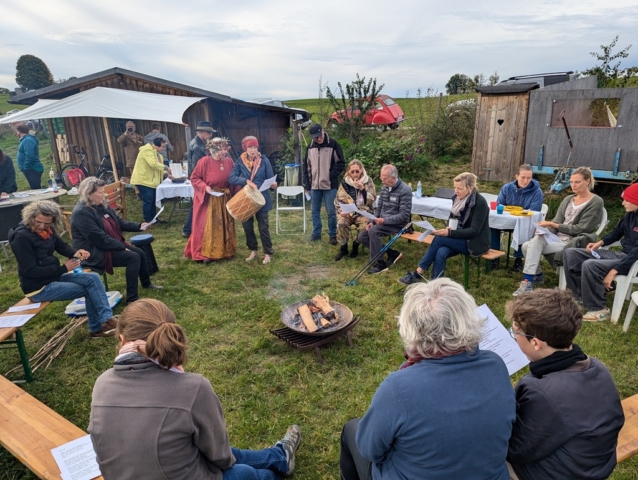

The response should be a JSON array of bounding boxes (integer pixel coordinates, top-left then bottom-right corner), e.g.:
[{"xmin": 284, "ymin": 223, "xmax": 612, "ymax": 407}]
[{"xmin": 1, "ymin": 0, "xmax": 636, "ymax": 101}]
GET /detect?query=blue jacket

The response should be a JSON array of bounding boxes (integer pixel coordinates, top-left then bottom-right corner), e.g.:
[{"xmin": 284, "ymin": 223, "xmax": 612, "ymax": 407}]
[
  {"xmin": 356, "ymin": 349, "xmax": 515, "ymax": 480},
  {"xmin": 497, "ymin": 179, "xmax": 543, "ymax": 211},
  {"xmin": 17, "ymin": 134, "xmax": 44, "ymax": 172},
  {"xmin": 228, "ymin": 155, "xmax": 275, "ymax": 213}
]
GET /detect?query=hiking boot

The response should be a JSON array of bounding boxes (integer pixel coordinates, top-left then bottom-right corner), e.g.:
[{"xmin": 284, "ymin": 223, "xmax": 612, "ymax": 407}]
[
  {"xmin": 368, "ymin": 262, "xmax": 388, "ymax": 275},
  {"xmin": 329, "ymin": 236, "xmax": 337, "ymax": 246},
  {"xmin": 386, "ymin": 250, "xmax": 403, "ymax": 266},
  {"xmin": 262, "ymin": 254, "xmax": 272, "ymax": 265},
  {"xmin": 143, "ymin": 283, "xmax": 164, "ymax": 290},
  {"xmin": 510, "ymin": 258, "xmax": 523, "ymax": 272},
  {"xmin": 512, "ymin": 280, "xmax": 533, "ymax": 296},
  {"xmin": 310, "ymin": 235, "xmax": 321, "ymax": 242},
  {"xmin": 246, "ymin": 250, "xmax": 257, "ymax": 262},
  {"xmin": 583, "ymin": 308, "xmax": 610, "ymax": 322},
  {"xmin": 334, "ymin": 244, "xmax": 349, "ymax": 261},
  {"xmin": 398, "ymin": 270, "xmax": 424, "ymax": 285},
  {"xmin": 278, "ymin": 424, "xmax": 301, "ymax": 478},
  {"xmin": 489, "ymin": 258, "xmax": 500, "ymax": 270},
  {"xmin": 90, "ymin": 328, "xmax": 116, "ymax": 338},
  {"xmin": 349, "ymin": 241, "xmax": 360, "ymax": 258},
  {"xmin": 532, "ymin": 273, "xmax": 545, "ymax": 285}
]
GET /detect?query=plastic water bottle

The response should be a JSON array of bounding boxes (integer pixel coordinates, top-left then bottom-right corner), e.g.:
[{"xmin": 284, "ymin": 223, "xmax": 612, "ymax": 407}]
[
  {"xmin": 73, "ymin": 266, "xmax": 83, "ymax": 275},
  {"xmin": 49, "ymin": 168, "xmax": 58, "ymax": 192},
  {"xmin": 416, "ymin": 181, "xmax": 422, "ymax": 198}
]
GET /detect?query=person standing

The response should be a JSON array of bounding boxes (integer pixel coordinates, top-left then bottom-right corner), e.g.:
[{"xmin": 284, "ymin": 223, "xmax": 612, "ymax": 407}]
[
  {"xmin": 117, "ymin": 121, "xmax": 145, "ymax": 177},
  {"xmin": 16, "ymin": 124, "xmax": 44, "ymax": 189},
  {"xmin": 0, "ymin": 148, "xmax": 18, "ymax": 197},
  {"xmin": 183, "ymin": 121, "xmax": 215, "ymax": 237},
  {"xmin": 144, "ymin": 122, "xmax": 173, "ymax": 166},
  {"xmin": 130, "ymin": 138, "xmax": 171, "ymax": 223},
  {"xmin": 303, "ymin": 124, "xmax": 345, "ymax": 244}
]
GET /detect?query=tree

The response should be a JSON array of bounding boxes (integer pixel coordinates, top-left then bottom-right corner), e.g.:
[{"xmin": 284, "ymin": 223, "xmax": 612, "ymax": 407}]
[
  {"xmin": 470, "ymin": 73, "xmax": 487, "ymax": 88},
  {"xmin": 579, "ymin": 36, "xmax": 638, "ymax": 88},
  {"xmin": 15, "ymin": 54, "xmax": 54, "ymax": 91},
  {"xmin": 445, "ymin": 74, "xmax": 471, "ymax": 95},
  {"xmin": 488, "ymin": 71, "xmax": 500, "ymax": 86},
  {"xmin": 0, "ymin": 87, "xmax": 9, "ymax": 95},
  {"xmin": 325, "ymin": 74, "xmax": 384, "ymax": 146}
]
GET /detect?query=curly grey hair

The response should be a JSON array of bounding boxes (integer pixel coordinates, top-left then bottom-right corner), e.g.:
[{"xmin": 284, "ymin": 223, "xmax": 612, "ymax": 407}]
[
  {"xmin": 78, "ymin": 177, "xmax": 107, "ymax": 206},
  {"xmin": 397, "ymin": 278, "xmax": 485, "ymax": 358},
  {"xmin": 21, "ymin": 200, "xmax": 64, "ymax": 232}
]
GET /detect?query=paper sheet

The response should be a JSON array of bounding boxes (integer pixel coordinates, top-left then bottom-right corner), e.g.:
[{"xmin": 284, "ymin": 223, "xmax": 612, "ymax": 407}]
[
  {"xmin": 357, "ymin": 210, "xmax": 378, "ymax": 221},
  {"xmin": 208, "ymin": 191, "xmax": 224, "ymax": 197},
  {"xmin": 413, "ymin": 220, "xmax": 435, "ymax": 241},
  {"xmin": 141, "ymin": 206, "xmax": 165, "ymax": 230},
  {"xmin": 338, "ymin": 203, "xmax": 378, "ymax": 220},
  {"xmin": 51, "ymin": 435, "xmax": 102, "ymax": 480},
  {"xmin": 477, "ymin": 304, "xmax": 530, "ymax": 376},
  {"xmin": 258, "ymin": 175, "xmax": 278, "ymax": 192},
  {"xmin": 169, "ymin": 163, "xmax": 183, "ymax": 178},
  {"xmin": 7, "ymin": 303, "xmax": 41, "ymax": 313},
  {"xmin": 0, "ymin": 314, "xmax": 35, "ymax": 328},
  {"xmin": 533, "ymin": 224, "xmax": 563, "ymax": 244}
]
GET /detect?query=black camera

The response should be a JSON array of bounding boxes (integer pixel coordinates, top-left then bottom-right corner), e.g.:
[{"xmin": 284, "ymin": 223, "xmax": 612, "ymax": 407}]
[{"xmin": 127, "ymin": 127, "xmax": 133, "ymax": 132}]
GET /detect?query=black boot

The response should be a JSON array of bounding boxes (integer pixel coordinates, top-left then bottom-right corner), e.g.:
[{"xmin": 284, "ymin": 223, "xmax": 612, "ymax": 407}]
[
  {"xmin": 334, "ymin": 244, "xmax": 349, "ymax": 261},
  {"xmin": 511, "ymin": 258, "xmax": 523, "ymax": 273},
  {"xmin": 349, "ymin": 241, "xmax": 360, "ymax": 258}
]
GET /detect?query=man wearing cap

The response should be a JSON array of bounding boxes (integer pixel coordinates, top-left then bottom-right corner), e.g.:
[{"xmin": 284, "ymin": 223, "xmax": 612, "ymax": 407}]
[
  {"xmin": 117, "ymin": 121, "xmax": 145, "ymax": 177},
  {"xmin": 563, "ymin": 183, "xmax": 638, "ymax": 322},
  {"xmin": 144, "ymin": 122, "xmax": 173, "ymax": 166},
  {"xmin": 303, "ymin": 124, "xmax": 345, "ymax": 244},
  {"xmin": 183, "ymin": 121, "xmax": 215, "ymax": 237}
]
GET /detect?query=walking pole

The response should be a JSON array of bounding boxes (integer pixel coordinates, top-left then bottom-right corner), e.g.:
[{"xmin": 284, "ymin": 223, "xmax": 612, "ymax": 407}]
[{"xmin": 346, "ymin": 222, "xmax": 412, "ymax": 286}]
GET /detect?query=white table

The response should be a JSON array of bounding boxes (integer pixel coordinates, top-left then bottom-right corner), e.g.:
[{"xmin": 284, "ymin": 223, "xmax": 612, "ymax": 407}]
[
  {"xmin": 410, "ymin": 196, "xmax": 543, "ymax": 249},
  {"xmin": 155, "ymin": 179, "xmax": 194, "ymax": 208}
]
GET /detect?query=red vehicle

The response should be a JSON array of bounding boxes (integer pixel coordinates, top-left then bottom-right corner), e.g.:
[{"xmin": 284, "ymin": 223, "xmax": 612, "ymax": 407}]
[{"xmin": 327, "ymin": 94, "xmax": 406, "ymax": 132}]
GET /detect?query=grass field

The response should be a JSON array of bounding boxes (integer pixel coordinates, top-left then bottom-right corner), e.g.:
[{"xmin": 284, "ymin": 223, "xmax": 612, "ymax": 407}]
[{"xmin": 1, "ymin": 120, "xmax": 638, "ymax": 478}]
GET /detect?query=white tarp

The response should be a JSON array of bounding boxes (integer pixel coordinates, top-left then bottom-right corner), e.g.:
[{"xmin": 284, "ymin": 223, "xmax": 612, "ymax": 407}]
[{"xmin": 0, "ymin": 87, "xmax": 206, "ymax": 125}]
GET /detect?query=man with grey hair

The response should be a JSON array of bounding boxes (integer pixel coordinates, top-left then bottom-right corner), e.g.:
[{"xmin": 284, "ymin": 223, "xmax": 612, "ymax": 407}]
[
  {"xmin": 117, "ymin": 121, "xmax": 145, "ymax": 177},
  {"xmin": 356, "ymin": 164, "xmax": 412, "ymax": 274},
  {"xmin": 8, "ymin": 200, "xmax": 117, "ymax": 338}
]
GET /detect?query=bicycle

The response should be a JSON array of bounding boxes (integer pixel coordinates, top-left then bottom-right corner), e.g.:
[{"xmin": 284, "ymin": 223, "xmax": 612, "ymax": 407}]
[{"xmin": 59, "ymin": 145, "xmax": 116, "ymax": 188}]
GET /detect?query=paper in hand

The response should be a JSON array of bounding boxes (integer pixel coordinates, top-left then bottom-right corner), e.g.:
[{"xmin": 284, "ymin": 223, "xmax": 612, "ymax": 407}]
[
  {"xmin": 413, "ymin": 220, "xmax": 435, "ymax": 241},
  {"xmin": 258, "ymin": 175, "xmax": 278, "ymax": 192},
  {"xmin": 338, "ymin": 203, "xmax": 358, "ymax": 214},
  {"xmin": 208, "ymin": 191, "xmax": 224, "ymax": 197},
  {"xmin": 141, "ymin": 206, "xmax": 165, "ymax": 230},
  {"xmin": 534, "ymin": 223, "xmax": 562, "ymax": 244}
]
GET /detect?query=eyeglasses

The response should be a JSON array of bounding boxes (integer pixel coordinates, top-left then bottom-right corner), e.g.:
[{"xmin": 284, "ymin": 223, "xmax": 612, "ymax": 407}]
[{"xmin": 508, "ymin": 326, "xmax": 535, "ymax": 340}]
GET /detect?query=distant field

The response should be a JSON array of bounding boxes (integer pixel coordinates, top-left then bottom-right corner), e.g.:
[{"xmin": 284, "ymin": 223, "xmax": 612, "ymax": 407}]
[{"xmin": 0, "ymin": 93, "xmax": 25, "ymax": 116}]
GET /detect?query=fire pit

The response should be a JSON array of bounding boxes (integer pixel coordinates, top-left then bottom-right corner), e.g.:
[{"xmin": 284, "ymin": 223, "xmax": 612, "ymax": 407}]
[{"xmin": 281, "ymin": 300, "xmax": 353, "ymax": 336}]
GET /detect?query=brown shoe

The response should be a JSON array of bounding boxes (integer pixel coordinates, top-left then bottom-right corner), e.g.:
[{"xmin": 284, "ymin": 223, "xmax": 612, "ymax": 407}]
[
  {"xmin": 103, "ymin": 316, "xmax": 120, "ymax": 333},
  {"xmin": 90, "ymin": 328, "xmax": 116, "ymax": 338}
]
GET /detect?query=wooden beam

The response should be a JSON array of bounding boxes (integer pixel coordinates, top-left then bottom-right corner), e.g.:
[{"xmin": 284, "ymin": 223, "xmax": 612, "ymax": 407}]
[
  {"xmin": 102, "ymin": 118, "xmax": 120, "ymax": 181},
  {"xmin": 46, "ymin": 119, "xmax": 62, "ymax": 173}
]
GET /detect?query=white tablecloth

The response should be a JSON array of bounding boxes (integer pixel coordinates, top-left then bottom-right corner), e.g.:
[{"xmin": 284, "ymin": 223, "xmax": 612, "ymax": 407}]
[
  {"xmin": 411, "ymin": 196, "xmax": 543, "ymax": 249},
  {"xmin": 155, "ymin": 179, "xmax": 194, "ymax": 208}
]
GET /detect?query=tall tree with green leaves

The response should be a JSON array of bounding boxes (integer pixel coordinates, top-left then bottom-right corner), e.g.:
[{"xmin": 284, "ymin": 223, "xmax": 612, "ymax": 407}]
[
  {"xmin": 445, "ymin": 74, "xmax": 471, "ymax": 95},
  {"xmin": 580, "ymin": 36, "xmax": 638, "ymax": 88},
  {"xmin": 15, "ymin": 54, "xmax": 54, "ymax": 91}
]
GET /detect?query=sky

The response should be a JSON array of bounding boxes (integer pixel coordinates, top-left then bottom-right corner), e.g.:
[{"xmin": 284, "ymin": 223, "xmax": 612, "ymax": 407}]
[{"xmin": 1, "ymin": 0, "xmax": 637, "ymax": 101}]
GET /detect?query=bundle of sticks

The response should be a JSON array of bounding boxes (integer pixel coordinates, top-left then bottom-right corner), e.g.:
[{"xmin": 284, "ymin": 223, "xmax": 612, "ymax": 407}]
[{"xmin": 295, "ymin": 294, "xmax": 340, "ymax": 333}]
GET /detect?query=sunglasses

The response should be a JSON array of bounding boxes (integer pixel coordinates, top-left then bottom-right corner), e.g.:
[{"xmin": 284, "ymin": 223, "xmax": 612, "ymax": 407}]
[{"xmin": 350, "ymin": 169, "xmax": 361, "ymax": 173}]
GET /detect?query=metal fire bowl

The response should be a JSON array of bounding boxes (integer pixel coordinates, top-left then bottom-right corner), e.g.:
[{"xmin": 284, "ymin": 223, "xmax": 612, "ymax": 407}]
[{"xmin": 281, "ymin": 301, "xmax": 354, "ymax": 336}]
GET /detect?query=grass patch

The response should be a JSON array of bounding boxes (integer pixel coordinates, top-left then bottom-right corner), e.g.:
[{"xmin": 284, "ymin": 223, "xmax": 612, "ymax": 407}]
[{"xmin": 1, "ymin": 155, "xmax": 638, "ymax": 478}]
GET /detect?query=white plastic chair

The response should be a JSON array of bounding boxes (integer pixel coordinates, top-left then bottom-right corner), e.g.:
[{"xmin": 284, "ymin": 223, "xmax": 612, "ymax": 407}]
[
  {"xmin": 611, "ymin": 259, "xmax": 638, "ymax": 324},
  {"xmin": 541, "ymin": 204, "xmax": 549, "ymax": 220},
  {"xmin": 480, "ymin": 192, "xmax": 498, "ymax": 204},
  {"xmin": 623, "ymin": 291, "xmax": 638, "ymax": 332},
  {"xmin": 276, "ymin": 186, "xmax": 306, "ymax": 235}
]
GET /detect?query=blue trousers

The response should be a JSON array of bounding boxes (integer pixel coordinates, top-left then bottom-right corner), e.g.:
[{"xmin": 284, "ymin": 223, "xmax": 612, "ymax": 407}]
[
  {"xmin": 311, "ymin": 189, "xmax": 337, "ymax": 238},
  {"xmin": 136, "ymin": 185, "xmax": 157, "ymax": 223},
  {"xmin": 183, "ymin": 207, "xmax": 193, "ymax": 235},
  {"xmin": 222, "ymin": 445, "xmax": 288, "ymax": 480},
  {"xmin": 30, "ymin": 272, "xmax": 112, "ymax": 333},
  {"xmin": 418, "ymin": 236, "xmax": 469, "ymax": 279},
  {"xmin": 490, "ymin": 229, "xmax": 522, "ymax": 258}
]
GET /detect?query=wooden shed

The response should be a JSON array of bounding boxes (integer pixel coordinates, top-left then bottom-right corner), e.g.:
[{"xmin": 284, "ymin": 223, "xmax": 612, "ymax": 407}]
[
  {"xmin": 9, "ymin": 67, "xmax": 309, "ymax": 176},
  {"xmin": 471, "ymin": 84, "xmax": 539, "ymax": 183}
]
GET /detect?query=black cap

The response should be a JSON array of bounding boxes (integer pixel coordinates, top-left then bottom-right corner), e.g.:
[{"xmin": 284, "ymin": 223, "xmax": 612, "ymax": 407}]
[{"xmin": 309, "ymin": 124, "xmax": 323, "ymax": 138}]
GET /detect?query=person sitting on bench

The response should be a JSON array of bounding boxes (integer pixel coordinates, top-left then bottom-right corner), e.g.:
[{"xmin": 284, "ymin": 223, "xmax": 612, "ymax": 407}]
[
  {"xmin": 8, "ymin": 200, "xmax": 117, "ymax": 338},
  {"xmin": 506, "ymin": 288, "xmax": 624, "ymax": 480},
  {"xmin": 89, "ymin": 298, "xmax": 302, "ymax": 480}
]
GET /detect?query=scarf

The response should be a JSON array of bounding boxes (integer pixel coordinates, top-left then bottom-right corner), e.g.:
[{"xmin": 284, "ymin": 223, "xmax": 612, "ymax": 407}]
[
  {"xmin": 37, "ymin": 227, "xmax": 53, "ymax": 240},
  {"xmin": 400, "ymin": 348, "xmax": 467, "ymax": 369},
  {"xmin": 450, "ymin": 188, "xmax": 477, "ymax": 230},
  {"xmin": 115, "ymin": 340, "xmax": 184, "ymax": 373},
  {"xmin": 97, "ymin": 206, "xmax": 128, "ymax": 275},
  {"xmin": 241, "ymin": 152, "xmax": 261, "ymax": 172},
  {"xmin": 529, "ymin": 343, "xmax": 588, "ymax": 378},
  {"xmin": 342, "ymin": 176, "xmax": 369, "ymax": 208}
]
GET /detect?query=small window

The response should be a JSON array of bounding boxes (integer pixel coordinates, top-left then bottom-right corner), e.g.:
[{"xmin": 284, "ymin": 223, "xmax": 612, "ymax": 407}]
[
  {"xmin": 376, "ymin": 102, "xmax": 384, "ymax": 110},
  {"xmin": 383, "ymin": 98, "xmax": 397, "ymax": 106},
  {"xmin": 551, "ymin": 98, "xmax": 620, "ymax": 128}
]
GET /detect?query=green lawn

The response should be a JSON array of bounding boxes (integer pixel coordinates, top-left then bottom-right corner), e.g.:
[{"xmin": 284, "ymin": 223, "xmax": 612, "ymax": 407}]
[{"xmin": 1, "ymin": 151, "xmax": 638, "ymax": 478}]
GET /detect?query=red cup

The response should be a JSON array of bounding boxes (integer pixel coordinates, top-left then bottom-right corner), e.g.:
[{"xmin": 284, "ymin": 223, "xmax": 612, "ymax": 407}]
[{"xmin": 490, "ymin": 201, "xmax": 497, "ymax": 210}]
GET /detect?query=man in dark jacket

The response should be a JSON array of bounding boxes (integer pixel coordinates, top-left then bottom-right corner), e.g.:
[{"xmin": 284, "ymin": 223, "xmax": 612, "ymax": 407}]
[
  {"xmin": 564, "ymin": 183, "xmax": 638, "ymax": 322},
  {"xmin": 0, "ymin": 148, "xmax": 18, "ymax": 196},
  {"xmin": 8, "ymin": 200, "xmax": 117, "ymax": 338},
  {"xmin": 506, "ymin": 288, "xmax": 624, "ymax": 480},
  {"xmin": 357, "ymin": 164, "xmax": 412, "ymax": 274},
  {"xmin": 303, "ymin": 124, "xmax": 345, "ymax": 244},
  {"xmin": 182, "ymin": 121, "xmax": 215, "ymax": 237},
  {"xmin": 16, "ymin": 124, "xmax": 44, "ymax": 189}
]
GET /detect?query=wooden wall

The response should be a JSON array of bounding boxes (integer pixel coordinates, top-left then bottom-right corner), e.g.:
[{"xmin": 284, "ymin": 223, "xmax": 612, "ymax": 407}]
[{"xmin": 471, "ymin": 92, "xmax": 530, "ymax": 183}]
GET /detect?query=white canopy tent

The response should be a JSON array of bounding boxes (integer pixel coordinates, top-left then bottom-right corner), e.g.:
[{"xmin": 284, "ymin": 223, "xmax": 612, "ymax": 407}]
[{"xmin": 2, "ymin": 87, "xmax": 207, "ymax": 180}]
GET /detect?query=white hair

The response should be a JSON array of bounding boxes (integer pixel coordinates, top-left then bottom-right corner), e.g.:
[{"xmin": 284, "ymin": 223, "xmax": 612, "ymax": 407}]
[
  {"xmin": 381, "ymin": 164, "xmax": 398, "ymax": 178},
  {"xmin": 397, "ymin": 278, "xmax": 484, "ymax": 357}
]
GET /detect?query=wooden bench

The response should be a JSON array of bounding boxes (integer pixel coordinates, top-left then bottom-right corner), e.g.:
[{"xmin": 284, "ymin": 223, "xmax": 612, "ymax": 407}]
[
  {"xmin": 400, "ymin": 232, "xmax": 505, "ymax": 289},
  {"xmin": 618, "ymin": 394, "xmax": 638, "ymax": 462},
  {"xmin": 0, "ymin": 375, "xmax": 104, "ymax": 479},
  {"xmin": 0, "ymin": 298, "xmax": 51, "ymax": 382}
]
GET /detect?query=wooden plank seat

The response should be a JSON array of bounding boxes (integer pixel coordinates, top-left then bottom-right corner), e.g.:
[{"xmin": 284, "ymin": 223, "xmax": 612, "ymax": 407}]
[
  {"xmin": 618, "ymin": 394, "xmax": 638, "ymax": 462},
  {"xmin": 1, "ymin": 298, "xmax": 51, "ymax": 382},
  {"xmin": 0, "ymin": 375, "xmax": 104, "ymax": 479},
  {"xmin": 400, "ymin": 232, "xmax": 505, "ymax": 289}
]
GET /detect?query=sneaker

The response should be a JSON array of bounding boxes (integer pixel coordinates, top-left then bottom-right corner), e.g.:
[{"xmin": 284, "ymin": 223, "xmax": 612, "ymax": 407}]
[
  {"xmin": 583, "ymin": 308, "xmax": 610, "ymax": 322},
  {"xmin": 510, "ymin": 258, "xmax": 523, "ymax": 273},
  {"xmin": 368, "ymin": 262, "xmax": 388, "ymax": 275},
  {"xmin": 512, "ymin": 280, "xmax": 533, "ymax": 296},
  {"xmin": 246, "ymin": 250, "xmax": 257, "ymax": 262},
  {"xmin": 532, "ymin": 273, "xmax": 545, "ymax": 285},
  {"xmin": 387, "ymin": 251, "xmax": 403, "ymax": 265},
  {"xmin": 329, "ymin": 236, "xmax": 337, "ymax": 245},
  {"xmin": 143, "ymin": 283, "xmax": 164, "ymax": 290},
  {"xmin": 262, "ymin": 254, "xmax": 272, "ymax": 265},
  {"xmin": 90, "ymin": 328, "xmax": 116, "ymax": 338},
  {"xmin": 181, "ymin": 232, "xmax": 190, "ymax": 238},
  {"xmin": 278, "ymin": 425, "xmax": 301, "ymax": 478},
  {"xmin": 398, "ymin": 270, "xmax": 423, "ymax": 285}
]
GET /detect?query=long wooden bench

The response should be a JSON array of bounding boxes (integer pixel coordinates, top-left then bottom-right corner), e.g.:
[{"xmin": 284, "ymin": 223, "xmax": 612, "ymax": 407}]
[
  {"xmin": 400, "ymin": 232, "xmax": 505, "ymax": 289},
  {"xmin": 618, "ymin": 394, "xmax": 638, "ymax": 462},
  {"xmin": 0, "ymin": 298, "xmax": 51, "ymax": 382},
  {"xmin": 0, "ymin": 375, "xmax": 104, "ymax": 479}
]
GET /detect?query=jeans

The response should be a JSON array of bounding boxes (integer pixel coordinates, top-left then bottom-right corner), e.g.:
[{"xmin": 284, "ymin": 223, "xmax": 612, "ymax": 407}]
[
  {"xmin": 22, "ymin": 169, "xmax": 43, "ymax": 190},
  {"xmin": 136, "ymin": 185, "xmax": 157, "ymax": 223},
  {"xmin": 340, "ymin": 418, "xmax": 372, "ymax": 480},
  {"xmin": 222, "ymin": 445, "xmax": 288, "ymax": 480},
  {"xmin": 243, "ymin": 211, "xmax": 274, "ymax": 254},
  {"xmin": 183, "ymin": 207, "xmax": 193, "ymax": 235},
  {"xmin": 490, "ymin": 228, "xmax": 522, "ymax": 258},
  {"xmin": 311, "ymin": 188, "xmax": 337, "ymax": 238},
  {"xmin": 111, "ymin": 246, "xmax": 151, "ymax": 302},
  {"xmin": 30, "ymin": 272, "xmax": 112, "ymax": 333},
  {"xmin": 418, "ymin": 236, "xmax": 469, "ymax": 279}
]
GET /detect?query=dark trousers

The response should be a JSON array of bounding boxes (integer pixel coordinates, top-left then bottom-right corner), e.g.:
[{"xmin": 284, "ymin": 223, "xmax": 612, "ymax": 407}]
[
  {"xmin": 357, "ymin": 223, "xmax": 403, "ymax": 265},
  {"xmin": 490, "ymin": 228, "xmax": 522, "ymax": 258},
  {"xmin": 22, "ymin": 169, "xmax": 43, "ymax": 189},
  {"xmin": 183, "ymin": 207, "xmax": 193, "ymax": 235},
  {"xmin": 136, "ymin": 185, "xmax": 157, "ymax": 223},
  {"xmin": 242, "ymin": 211, "xmax": 274, "ymax": 254},
  {"xmin": 111, "ymin": 246, "xmax": 151, "ymax": 302},
  {"xmin": 340, "ymin": 419, "xmax": 372, "ymax": 480}
]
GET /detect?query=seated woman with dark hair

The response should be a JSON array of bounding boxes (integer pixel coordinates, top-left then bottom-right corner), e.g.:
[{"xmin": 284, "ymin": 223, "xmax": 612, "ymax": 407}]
[
  {"xmin": 0, "ymin": 148, "xmax": 18, "ymax": 198},
  {"xmin": 399, "ymin": 172, "xmax": 490, "ymax": 284},
  {"xmin": 89, "ymin": 298, "xmax": 302, "ymax": 480},
  {"xmin": 70, "ymin": 177, "xmax": 162, "ymax": 304},
  {"xmin": 340, "ymin": 279, "xmax": 515, "ymax": 480}
]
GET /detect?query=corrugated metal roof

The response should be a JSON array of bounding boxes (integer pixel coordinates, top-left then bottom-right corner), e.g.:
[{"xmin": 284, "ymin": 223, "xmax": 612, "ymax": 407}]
[{"xmin": 474, "ymin": 84, "xmax": 540, "ymax": 95}]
